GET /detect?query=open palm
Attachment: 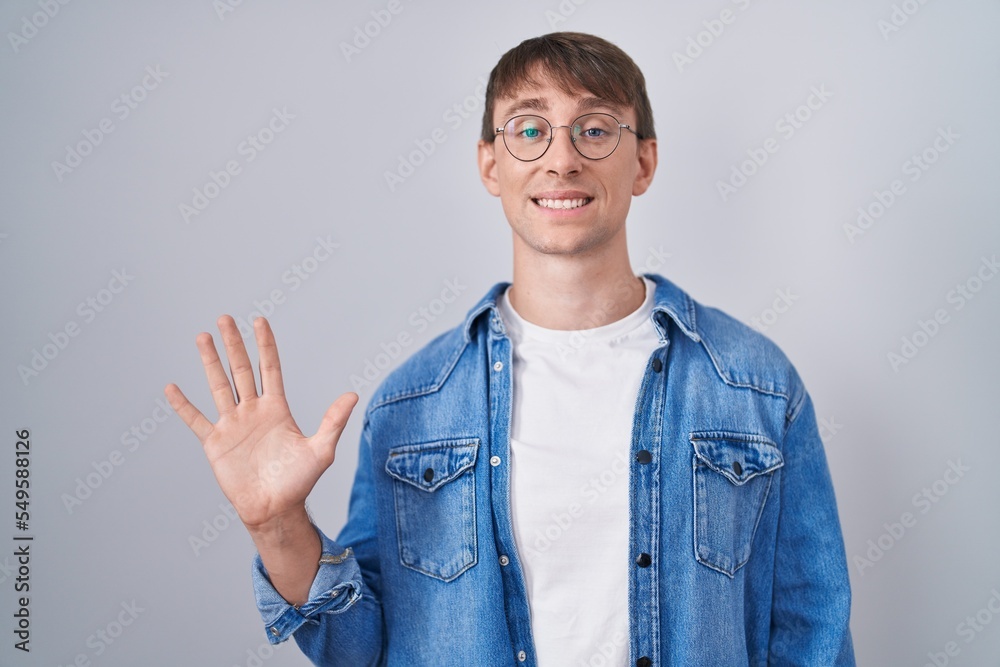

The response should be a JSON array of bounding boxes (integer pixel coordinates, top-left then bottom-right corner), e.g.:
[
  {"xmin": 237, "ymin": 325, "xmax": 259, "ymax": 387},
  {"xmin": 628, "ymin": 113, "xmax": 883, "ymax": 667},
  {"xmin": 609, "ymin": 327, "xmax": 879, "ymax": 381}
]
[{"xmin": 164, "ymin": 315, "xmax": 358, "ymax": 530}]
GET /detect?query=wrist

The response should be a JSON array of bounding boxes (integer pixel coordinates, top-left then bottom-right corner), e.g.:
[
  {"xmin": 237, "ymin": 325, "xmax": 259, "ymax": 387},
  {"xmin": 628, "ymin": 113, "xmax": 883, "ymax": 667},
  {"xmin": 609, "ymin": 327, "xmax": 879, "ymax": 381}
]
[
  {"xmin": 246, "ymin": 504, "xmax": 313, "ymax": 549},
  {"xmin": 250, "ymin": 506, "xmax": 322, "ymax": 608}
]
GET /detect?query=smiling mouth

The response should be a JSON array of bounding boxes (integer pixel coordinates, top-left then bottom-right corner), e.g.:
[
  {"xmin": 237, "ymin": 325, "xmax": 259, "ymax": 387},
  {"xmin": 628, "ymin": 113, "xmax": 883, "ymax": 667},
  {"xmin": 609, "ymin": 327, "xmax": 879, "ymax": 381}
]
[{"xmin": 532, "ymin": 197, "xmax": 593, "ymax": 210}]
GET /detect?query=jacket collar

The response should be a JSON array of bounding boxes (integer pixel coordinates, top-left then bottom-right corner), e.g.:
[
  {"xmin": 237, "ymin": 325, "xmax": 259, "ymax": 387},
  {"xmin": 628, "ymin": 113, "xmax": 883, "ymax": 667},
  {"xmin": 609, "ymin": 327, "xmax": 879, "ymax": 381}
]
[{"xmin": 460, "ymin": 272, "xmax": 700, "ymax": 344}]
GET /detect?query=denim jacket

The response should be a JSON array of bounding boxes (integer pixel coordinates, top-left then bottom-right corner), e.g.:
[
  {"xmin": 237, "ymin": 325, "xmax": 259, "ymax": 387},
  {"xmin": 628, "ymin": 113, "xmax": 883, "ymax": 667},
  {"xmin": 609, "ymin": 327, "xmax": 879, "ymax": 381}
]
[{"xmin": 251, "ymin": 272, "xmax": 855, "ymax": 666}]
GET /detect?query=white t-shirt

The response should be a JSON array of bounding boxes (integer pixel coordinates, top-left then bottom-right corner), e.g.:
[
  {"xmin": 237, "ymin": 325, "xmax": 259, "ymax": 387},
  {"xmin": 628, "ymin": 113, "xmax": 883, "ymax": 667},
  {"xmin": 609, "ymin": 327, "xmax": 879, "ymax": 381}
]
[{"xmin": 497, "ymin": 276, "xmax": 661, "ymax": 667}]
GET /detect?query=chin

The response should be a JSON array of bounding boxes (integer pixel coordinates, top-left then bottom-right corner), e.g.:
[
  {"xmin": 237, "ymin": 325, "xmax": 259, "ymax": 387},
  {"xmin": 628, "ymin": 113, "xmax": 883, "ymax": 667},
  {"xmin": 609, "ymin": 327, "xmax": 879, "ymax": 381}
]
[{"xmin": 517, "ymin": 228, "xmax": 614, "ymax": 257}]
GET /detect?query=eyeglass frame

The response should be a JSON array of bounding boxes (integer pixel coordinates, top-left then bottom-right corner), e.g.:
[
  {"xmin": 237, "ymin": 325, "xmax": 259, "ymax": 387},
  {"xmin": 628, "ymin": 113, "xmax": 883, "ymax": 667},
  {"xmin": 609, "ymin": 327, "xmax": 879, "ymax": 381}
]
[{"xmin": 493, "ymin": 112, "xmax": 641, "ymax": 162}]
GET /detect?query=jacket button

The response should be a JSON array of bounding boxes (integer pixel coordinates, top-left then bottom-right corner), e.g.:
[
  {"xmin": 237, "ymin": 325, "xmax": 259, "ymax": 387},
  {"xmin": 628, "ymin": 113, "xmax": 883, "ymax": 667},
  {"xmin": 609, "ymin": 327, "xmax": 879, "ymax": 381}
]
[
  {"xmin": 651, "ymin": 358, "xmax": 662, "ymax": 373},
  {"xmin": 490, "ymin": 455, "xmax": 501, "ymax": 466},
  {"xmin": 636, "ymin": 449, "xmax": 652, "ymax": 464},
  {"xmin": 635, "ymin": 552, "xmax": 651, "ymax": 568},
  {"xmin": 423, "ymin": 468, "xmax": 434, "ymax": 483},
  {"xmin": 732, "ymin": 461, "xmax": 743, "ymax": 475},
  {"xmin": 493, "ymin": 361, "xmax": 504, "ymax": 371},
  {"xmin": 517, "ymin": 650, "xmax": 527, "ymax": 661},
  {"xmin": 637, "ymin": 658, "xmax": 652, "ymax": 667},
  {"xmin": 499, "ymin": 555, "xmax": 510, "ymax": 566}
]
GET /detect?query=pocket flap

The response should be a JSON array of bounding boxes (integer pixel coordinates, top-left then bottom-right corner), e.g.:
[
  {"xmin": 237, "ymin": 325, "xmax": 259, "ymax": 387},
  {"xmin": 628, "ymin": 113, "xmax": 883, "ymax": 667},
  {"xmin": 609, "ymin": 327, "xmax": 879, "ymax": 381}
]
[
  {"xmin": 690, "ymin": 432, "xmax": 783, "ymax": 485},
  {"xmin": 385, "ymin": 438, "xmax": 479, "ymax": 492}
]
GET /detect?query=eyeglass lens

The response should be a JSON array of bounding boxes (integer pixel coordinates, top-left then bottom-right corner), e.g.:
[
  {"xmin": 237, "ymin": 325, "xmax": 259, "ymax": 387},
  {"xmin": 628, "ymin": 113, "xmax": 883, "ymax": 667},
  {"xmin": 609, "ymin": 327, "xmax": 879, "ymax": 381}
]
[{"xmin": 502, "ymin": 113, "xmax": 623, "ymax": 161}]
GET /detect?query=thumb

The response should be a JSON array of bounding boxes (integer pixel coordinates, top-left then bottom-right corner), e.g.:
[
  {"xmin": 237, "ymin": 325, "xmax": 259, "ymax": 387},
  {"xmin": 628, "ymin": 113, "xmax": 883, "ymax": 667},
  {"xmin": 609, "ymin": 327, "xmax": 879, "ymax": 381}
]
[{"xmin": 310, "ymin": 392, "xmax": 360, "ymax": 461}]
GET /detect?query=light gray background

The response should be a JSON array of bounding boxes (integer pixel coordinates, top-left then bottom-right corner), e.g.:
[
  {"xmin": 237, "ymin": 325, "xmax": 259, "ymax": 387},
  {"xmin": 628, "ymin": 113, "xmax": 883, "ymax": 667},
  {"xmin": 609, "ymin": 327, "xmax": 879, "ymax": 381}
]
[{"xmin": 2, "ymin": 1, "xmax": 998, "ymax": 665}]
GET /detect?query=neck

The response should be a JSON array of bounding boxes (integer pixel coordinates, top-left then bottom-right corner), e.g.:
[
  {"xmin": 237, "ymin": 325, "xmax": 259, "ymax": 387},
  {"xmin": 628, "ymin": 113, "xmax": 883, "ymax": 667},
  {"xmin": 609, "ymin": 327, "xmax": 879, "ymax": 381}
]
[{"xmin": 508, "ymin": 234, "xmax": 645, "ymax": 331}]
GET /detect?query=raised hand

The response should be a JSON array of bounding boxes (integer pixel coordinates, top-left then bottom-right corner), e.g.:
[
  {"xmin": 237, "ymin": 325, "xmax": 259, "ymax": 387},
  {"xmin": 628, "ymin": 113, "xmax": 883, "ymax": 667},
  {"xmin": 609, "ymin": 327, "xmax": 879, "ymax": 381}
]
[{"xmin": 164, "ymin": 315, "xmax": 358, "ymax": 532}]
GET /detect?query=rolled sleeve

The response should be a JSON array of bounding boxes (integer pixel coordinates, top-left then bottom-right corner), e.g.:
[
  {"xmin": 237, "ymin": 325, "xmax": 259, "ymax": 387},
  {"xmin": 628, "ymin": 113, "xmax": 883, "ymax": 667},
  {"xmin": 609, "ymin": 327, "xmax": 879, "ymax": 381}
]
[{"xmin": 251, "ymin": 526, "xmax": 365, "ymax": 644}]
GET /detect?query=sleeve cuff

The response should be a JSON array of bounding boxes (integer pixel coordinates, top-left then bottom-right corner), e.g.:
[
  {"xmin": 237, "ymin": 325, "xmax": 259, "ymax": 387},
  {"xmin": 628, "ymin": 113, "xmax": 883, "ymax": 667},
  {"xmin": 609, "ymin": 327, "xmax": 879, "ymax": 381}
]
[{"xmin": 251, "ymin": 525, "xmax": 364, "ymax": 644}]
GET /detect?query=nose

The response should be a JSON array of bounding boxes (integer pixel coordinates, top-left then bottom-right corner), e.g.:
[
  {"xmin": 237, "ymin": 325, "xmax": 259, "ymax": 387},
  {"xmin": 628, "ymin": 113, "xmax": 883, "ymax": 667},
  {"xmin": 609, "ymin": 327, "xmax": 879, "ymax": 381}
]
[{"xmin": 543, "ymin": 124, "xmax": 583, "ymax": 175}]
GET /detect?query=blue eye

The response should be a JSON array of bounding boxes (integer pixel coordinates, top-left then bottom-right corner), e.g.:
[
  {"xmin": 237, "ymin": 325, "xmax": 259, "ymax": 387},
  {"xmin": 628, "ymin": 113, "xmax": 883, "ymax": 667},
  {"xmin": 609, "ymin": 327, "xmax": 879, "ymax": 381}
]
[{"xmin": 522, "ymin": 127, "xmax": 540, "ymax": 139}]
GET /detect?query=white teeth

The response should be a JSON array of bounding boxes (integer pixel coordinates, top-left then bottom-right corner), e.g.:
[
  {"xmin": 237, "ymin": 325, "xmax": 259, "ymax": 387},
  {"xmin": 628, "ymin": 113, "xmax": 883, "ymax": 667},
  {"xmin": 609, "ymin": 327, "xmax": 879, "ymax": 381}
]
[{"xmin": 534, "ymin": 197, "xmax": 590, "ymax": 209}]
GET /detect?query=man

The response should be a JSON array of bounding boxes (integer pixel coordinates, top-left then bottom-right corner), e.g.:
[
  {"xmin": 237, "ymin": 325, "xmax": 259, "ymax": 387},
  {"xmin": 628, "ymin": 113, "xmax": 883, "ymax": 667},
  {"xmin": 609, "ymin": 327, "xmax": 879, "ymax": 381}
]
[{"xmin": 165, "ymin": 32, "xmax": 855, "ymax": 666}]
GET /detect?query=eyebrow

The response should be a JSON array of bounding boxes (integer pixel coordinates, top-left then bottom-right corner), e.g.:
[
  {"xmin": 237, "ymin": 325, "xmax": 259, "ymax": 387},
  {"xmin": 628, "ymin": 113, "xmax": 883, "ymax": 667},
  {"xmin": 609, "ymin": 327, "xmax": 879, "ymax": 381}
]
[{"xmin": 498, "ymin": 96, "xmax": 626, "ymax": 122}]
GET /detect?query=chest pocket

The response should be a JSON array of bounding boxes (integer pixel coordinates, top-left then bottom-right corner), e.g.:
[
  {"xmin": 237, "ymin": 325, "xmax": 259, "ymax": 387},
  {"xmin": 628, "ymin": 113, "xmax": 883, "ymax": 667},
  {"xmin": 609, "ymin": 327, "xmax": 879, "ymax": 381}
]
[
  {"xmin": 690, "ymin": 431, "xmax": 784, "ymax": 577},
  {"xmin": 385, "ymin": 438, "xmax": 479, "ymax": 582}
]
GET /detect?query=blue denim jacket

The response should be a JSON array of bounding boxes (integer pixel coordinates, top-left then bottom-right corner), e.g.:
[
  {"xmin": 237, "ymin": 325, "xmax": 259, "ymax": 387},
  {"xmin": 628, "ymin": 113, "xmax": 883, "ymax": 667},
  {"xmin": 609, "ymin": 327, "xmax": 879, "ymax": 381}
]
[{"xmin": 251, "ymin": 272, "xmax": 855, "ymax": 666}]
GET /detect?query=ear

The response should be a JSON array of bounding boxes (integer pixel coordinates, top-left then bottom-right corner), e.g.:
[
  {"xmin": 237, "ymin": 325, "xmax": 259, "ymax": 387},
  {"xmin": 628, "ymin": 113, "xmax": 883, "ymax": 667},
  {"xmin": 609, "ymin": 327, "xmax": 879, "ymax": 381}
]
[
  {"xmin": 631, "ymin": 138, "xmax": 658, "ymax": 196},
  {"xmin": 477, "ymin": 138, "xmax": 501, "ymax": 197}
]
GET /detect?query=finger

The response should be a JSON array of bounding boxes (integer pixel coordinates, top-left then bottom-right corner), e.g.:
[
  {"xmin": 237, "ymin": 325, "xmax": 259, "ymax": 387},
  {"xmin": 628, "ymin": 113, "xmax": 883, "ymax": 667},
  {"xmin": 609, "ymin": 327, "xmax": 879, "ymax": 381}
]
[
  {"xmin": 218, "ymin": 315, "xmax": 259, "ymax": 403},
  {"xmin": 255, "ymin": 317, "xmax": 286, "ymax": 397},
  {"xmin": 310, "ymin": 392, "xmax": 360, "ymax": 462},
  {"xmin": 196, "ymin": 331, "xmax": 237, "ymax": 414},
  {"xmin": 164, "ymin": 383, "xmax": 215, "ymax": 442}
]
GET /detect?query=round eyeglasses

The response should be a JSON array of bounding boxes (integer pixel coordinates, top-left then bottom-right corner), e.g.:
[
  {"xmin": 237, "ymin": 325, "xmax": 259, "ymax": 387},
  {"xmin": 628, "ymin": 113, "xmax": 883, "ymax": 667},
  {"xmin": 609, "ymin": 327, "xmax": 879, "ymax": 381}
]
[{"xmin": 494, "ymin": 113, "xmax": 639, "ymax": 162}]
